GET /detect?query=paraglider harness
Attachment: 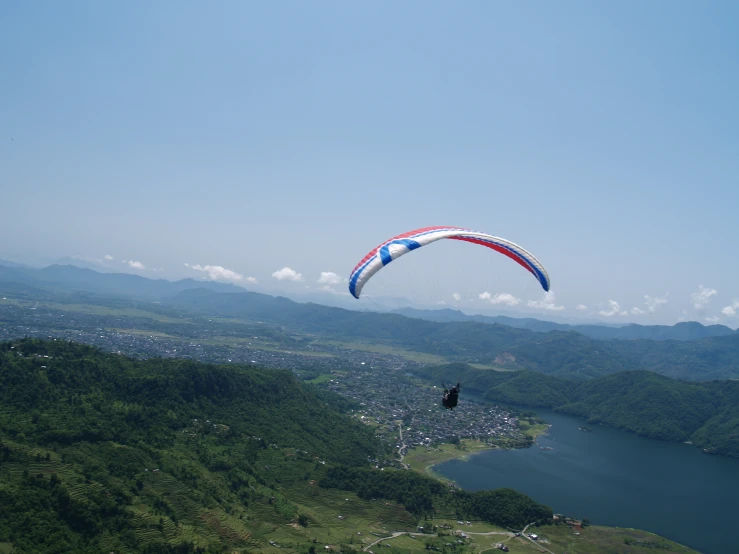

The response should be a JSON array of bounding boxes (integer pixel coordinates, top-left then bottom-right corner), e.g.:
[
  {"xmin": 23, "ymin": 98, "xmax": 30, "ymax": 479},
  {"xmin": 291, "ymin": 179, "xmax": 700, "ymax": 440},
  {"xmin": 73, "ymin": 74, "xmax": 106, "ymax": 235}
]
[{"xmin": 441, "ymin": 381, "xmax": 460, "ymax": 409}]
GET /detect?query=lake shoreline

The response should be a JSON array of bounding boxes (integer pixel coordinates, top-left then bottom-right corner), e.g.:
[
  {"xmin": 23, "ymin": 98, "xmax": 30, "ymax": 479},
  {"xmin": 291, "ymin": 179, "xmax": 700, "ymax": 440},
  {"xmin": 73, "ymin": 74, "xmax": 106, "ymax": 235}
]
[
  {"xmin": 433, "ymin": 407, "xmax": 731, "ymax": 554},
  {"xmin": 403, "ymin": 431, "xmax": 701, "ymax": 554},
  {"xmin": 403, "ymin": 421, "xmax": 552, "ymax": 485}
]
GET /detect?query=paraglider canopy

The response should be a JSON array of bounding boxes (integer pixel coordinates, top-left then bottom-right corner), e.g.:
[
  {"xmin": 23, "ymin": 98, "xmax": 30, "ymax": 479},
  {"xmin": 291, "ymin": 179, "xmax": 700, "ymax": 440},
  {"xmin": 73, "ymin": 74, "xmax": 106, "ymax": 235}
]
[{"xmin": 348, "ymin": 226, "xmax": 550, "ymax": 299}]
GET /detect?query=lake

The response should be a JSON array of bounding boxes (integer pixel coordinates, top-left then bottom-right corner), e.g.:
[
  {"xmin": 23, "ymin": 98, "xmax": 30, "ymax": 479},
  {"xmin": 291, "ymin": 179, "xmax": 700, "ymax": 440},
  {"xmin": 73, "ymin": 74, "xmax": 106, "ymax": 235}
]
[{"xmin": 435, "ymin": 408, "xmax": 739, "ymax": 554}]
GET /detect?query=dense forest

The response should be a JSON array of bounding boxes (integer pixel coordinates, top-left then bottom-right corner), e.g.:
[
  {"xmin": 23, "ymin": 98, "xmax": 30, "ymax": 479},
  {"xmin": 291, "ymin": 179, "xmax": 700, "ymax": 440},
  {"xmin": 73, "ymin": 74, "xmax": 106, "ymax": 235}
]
[
  {"xmin": 320, "ymin": 467, "xmax": 552, "ymax": 528},
  {"xmin": 0, "ymin": 339, "xmax": 380, "ymax": 552},
  {"xmin": 416, "ymin": 363, "xmax": 739, "ymax": 457},
  {"xmin": 0, "ymin": 339, "xmax": 552, "ymax": 553}
]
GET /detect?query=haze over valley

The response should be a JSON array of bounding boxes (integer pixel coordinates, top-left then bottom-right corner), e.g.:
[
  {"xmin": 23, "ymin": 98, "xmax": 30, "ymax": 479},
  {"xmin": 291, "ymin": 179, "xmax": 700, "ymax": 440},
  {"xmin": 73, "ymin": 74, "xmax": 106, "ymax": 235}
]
[{"xmin": 2, "ymin": 2, "xmax": 738, "ymax": 553}]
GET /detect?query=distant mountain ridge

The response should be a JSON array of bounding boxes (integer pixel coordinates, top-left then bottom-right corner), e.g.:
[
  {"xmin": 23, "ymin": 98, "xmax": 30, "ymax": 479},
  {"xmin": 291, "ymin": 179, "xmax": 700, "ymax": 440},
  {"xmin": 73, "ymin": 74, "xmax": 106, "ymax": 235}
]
[
  {"xmin": 170, "ymin": 288, "xmax": 739, "ymax": 381},
  {"xmin": 392, "ymin": 306, "xmax": 737, "ymax": 341},
  {"xmin": 2, "ymin": 263, "xmax": 739, "ymax": 381},
  {"xmin": 0, "ymin": 263, "xmax": 244, "ymax": 299},
  {"xmin": 1, "ymin": 261, "xmax": 732, "ymax": 341},
  {"xmin": 0, "ymin": 258, "xmax": 31, "ymax": 269}
]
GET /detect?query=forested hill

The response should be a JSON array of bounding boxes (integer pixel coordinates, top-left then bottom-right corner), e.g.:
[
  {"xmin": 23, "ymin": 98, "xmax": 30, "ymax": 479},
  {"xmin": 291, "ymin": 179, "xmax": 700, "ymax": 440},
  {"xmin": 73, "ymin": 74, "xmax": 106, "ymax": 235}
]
[
  {"xmin": 0, "ymin": 339, "xmax": 553, "ymax": 553},
  {"xmin": 0, "ymin": 339, "xmax": 378, "ymax": 552},
  {"xmin": 172, "ymin": 288, "xmax": 739, "ymax": 381},
  {"xmin": 415, "ymin": 363, "xmax": 739, "ymax": 458},
  {"xmin": 0, "ymin": 339, "xmax": 377, "ymax": 465}
]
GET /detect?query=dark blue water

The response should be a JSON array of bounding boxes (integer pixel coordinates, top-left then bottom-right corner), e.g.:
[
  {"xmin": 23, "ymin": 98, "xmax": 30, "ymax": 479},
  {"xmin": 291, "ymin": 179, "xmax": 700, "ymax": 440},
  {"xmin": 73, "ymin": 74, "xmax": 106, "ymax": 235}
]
[{"xmin": 435, "ymin": 408, "xmax": 739, "ymax": 554}]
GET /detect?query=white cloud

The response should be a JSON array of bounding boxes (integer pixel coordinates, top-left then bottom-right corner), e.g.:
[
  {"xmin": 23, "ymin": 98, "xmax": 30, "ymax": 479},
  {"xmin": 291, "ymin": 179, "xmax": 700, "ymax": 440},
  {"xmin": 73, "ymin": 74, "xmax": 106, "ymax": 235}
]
[
  {"xmin": 104, "ymin": 254, "xmax": 114, "ymax": 261},
  {"xmin": 576, "ymin": 304, "xmax": 588, "ymax": 311},
  {"xmin": 721, "ymin": 300, "xmax": 739, "ymax": 317},
  {"xmin": 185, "ymin": 263, "xmax": 245, "ymax": 283},
  {"xmin": 272, "ymin": 267, "xmax": 303, "ymax": 281},
  {"xmin": 452, "ymin": 292, "xmax": 461, "ymax": 302},
  {"xmin": 631, "ymin": 307, "xmax": 646, "ymax": 315},
  {"xmin": 705, "ymin": 316, "xmax": 720, "ymax": 323},
  {"xmin": 599, "ymin": 300, "xmax": 628, "ymax": 317},
  {"xmin": 246, "ymin": 276, "xmax": 258, "ymax": 284},
  {"xmin": 317, "ymin": 271, "xmax": 342, "ymax": 285},
  {"xmin": 319, "ymin": 285, "xmax": 351, "ymax": 296},
  {"xmin": 527, "ymin": 290, "xmax": 564, "ymax": 311},
  {"xmin": 70, "ymin": 255, "xmax": 115, "ymax": 268},
  {"xmin": 644, "ymin": 293, "xmax": 669, "ymax": 313},
  {"xmin": 479, "ymin": 291, "xmax": 521, "ymax": 306},
  {"xmin": 125, "ymin": 260, "xmax": 145, "ymax": 270},
  {"xmin": 691, "ymin": 285, "xmax": 717, "ymax": 310}
]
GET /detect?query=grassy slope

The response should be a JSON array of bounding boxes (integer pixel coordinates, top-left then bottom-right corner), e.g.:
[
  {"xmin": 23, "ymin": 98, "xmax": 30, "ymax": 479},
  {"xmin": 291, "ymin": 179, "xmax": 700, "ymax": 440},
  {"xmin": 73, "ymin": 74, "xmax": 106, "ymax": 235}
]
[
  {"xmin": 0, "ymin": 339, "xmax": 385, "ymax": 553},
  {"xmin": 404, "ymin": 440, "xmax": 495, "ymax": 482}
]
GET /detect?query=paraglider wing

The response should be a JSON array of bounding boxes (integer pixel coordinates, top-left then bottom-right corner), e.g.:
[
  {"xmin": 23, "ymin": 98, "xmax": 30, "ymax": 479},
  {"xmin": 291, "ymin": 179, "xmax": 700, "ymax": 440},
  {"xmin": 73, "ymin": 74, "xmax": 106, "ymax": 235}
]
[{"xmin": 348, "ymin": 226, "xmax": 549, "ymax": 299}]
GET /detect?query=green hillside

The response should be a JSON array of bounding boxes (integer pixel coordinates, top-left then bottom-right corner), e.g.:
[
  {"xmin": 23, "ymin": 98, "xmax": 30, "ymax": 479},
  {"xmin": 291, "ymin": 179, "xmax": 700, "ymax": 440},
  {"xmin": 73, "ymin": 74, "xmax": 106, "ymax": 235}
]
[
  {"xmin": 0, "ymin": 339, "xmax": 556, "ymax": 553},
  {"xmin": 416, "ymin": 363, "xmax": 739, "ymax": 457},
  {"xmin": 557, "ymin": 371, "xmax": 720, "ymax": 442}
]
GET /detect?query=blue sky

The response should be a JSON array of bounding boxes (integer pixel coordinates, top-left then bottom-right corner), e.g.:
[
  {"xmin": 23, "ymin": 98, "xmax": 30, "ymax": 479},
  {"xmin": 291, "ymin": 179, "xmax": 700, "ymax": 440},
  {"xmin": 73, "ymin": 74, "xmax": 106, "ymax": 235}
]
[{"xmin": 1, "ymin": 1, "xmax": 738, "ymax": 325}]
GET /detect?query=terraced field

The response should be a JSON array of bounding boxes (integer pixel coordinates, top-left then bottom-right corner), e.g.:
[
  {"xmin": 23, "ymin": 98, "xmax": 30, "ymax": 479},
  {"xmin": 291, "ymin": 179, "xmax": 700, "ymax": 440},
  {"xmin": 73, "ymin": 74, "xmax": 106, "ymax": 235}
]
[
  {"xmin": 0, "ymin": 434, "xmax": 417, "ymax": 552},
  {"xmin": 0, "ymin": 435, "xmax": 704, "ymax": 553},
  {"xmin": 253, "ymin": 484, "xmax": 417, "ymax": 551}
]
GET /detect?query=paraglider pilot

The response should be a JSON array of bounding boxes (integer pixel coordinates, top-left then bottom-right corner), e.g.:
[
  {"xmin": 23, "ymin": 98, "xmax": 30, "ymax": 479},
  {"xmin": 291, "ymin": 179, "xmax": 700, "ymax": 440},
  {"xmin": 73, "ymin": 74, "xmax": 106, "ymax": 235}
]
[{"xmin": 442, "ymin": 382, "xmax": 460, "ymax": 409}]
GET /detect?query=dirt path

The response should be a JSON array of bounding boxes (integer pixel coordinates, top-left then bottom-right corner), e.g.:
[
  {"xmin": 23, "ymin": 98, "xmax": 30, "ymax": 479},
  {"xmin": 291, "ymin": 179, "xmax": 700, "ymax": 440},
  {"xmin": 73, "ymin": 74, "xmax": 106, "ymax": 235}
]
[
  {"xmin": 363, "ymin": 529, "xmax": 516, "ymax": 552},
  {"xmin": 397, "ymin": 421, "xmax": 409, "ymax": 469},
  {"xmin": 363, "ymin": 531, "xmax": 406, "ymax": 551},
  {"xmin": 516, "ymin": 523, "xmax": 556, "ymax": 554}
]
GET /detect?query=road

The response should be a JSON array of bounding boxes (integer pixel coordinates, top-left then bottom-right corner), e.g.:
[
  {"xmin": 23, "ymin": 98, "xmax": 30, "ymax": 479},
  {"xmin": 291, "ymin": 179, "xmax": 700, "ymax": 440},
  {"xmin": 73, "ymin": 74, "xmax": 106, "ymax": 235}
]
[
  {"xmin": 516, "ymin": 522, "xmax": 556, "ymax": 554},
  {"xmin": 397, "ymin": 421, "xmax": 409, "ymax": 469},
  {"xmin": 362, "ymin": 529, "xmax": 516, "ymax": 552},
  {"xmin": 361, "ymin": 522, "xmax": 555, "ymax": 553},
  {"xmin": 363, "ymin": 531, "xmax": 406, "ymax": 551}
]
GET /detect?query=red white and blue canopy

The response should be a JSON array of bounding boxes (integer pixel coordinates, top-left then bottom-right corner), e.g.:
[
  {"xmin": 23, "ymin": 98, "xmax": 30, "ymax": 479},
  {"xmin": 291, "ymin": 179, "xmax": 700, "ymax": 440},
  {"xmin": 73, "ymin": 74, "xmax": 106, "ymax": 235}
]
[{"xmin": 348, "ymin": 226, "xmax": 550, "ymax": 299}]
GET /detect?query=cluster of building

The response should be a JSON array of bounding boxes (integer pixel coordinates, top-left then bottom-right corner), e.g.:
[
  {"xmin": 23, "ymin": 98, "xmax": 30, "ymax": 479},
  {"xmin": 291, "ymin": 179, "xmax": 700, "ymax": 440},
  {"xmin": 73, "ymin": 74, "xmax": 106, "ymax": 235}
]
[
  {"xmin": 321, "ymin": 365, "xmax": 528, "ymax": 454},
  {"xmin": 0, "ymin": 304, "xmax": 416, "ymax": 375}
]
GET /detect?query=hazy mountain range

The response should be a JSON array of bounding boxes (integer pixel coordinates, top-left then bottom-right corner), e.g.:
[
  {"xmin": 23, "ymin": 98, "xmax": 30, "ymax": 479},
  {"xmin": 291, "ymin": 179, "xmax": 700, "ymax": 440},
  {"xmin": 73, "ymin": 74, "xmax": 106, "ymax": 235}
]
[
  {"xmin": 1, "ymin": 260, "xmax": 733, "ymax": 340},
  {"xmin": 0, "ymin": 263, "xmax": 243, "ymax": 299},
  {"xmin": 2, "ymin": 262, "xmax": 739, "ymax": 381},
  {"xmin": 392, "ymin": 306, "xmax": 736, "ymax": 341}
]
